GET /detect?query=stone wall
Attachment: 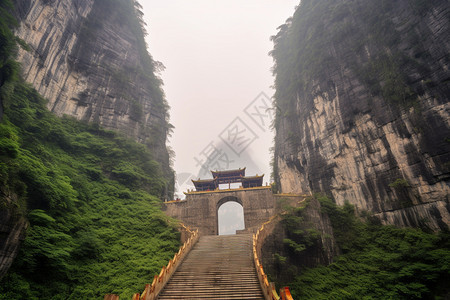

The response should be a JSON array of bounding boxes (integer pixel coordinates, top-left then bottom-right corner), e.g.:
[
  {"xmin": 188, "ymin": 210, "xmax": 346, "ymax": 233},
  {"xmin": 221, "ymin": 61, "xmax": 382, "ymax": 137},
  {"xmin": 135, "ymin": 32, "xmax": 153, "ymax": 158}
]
[{"xmin": 164, "ymin": 188, "xmax": 278, "ymax": 236}]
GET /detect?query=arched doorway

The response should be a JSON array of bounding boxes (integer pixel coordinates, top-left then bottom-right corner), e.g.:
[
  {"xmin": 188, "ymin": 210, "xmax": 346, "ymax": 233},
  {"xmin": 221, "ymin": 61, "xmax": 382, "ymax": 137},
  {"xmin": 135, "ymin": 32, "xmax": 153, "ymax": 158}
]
[{"xmin": 217, "ymin": 196, "xmax": 245, "ymax": 235}]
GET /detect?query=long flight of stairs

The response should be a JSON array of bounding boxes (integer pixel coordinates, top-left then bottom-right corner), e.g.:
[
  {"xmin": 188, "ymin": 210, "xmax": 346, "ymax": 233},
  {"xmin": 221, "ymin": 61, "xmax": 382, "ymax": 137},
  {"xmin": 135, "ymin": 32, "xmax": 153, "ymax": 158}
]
[{"xmin": 157, "ymin": 234, "xmax": 265, "ymax": 299}]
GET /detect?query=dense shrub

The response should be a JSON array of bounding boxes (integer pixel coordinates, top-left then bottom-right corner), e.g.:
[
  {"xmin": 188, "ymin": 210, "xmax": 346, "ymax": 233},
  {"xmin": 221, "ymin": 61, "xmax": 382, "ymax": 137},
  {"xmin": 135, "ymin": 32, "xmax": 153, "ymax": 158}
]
[{"xmin": 285, "ymin": 196, "xmax": 450, "ymax": 299}]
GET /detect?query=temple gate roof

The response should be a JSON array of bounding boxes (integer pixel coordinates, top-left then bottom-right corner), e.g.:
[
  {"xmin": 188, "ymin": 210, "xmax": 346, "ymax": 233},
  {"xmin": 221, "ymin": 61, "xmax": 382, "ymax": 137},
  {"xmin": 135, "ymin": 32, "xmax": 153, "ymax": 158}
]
[{"xmin": 191, "ymin": 168, "xmax": 264, "ymax": 192}]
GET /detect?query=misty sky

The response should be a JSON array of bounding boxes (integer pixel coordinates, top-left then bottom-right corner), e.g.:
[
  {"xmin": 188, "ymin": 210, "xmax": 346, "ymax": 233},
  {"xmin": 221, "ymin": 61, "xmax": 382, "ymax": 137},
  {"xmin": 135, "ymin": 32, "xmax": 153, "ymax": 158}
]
[
  {"xmin": 218, "ymin": 202, "xmax": 245, "ymax": 235},
  {"xmin": 141, "ymin": 1, "xmax": 298, "ymax": 198}
]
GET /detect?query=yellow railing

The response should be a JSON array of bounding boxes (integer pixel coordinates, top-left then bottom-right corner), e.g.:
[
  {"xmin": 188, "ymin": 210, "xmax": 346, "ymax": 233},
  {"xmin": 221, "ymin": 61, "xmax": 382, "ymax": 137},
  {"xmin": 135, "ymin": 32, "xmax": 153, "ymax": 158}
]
[
  {"xmin": 133, "ymin": 224, "xmax": 199, "ymax": 300},
  {"xmin": 253, "ymin": 216, "xmax": 294, "ymax": 300},
  {"xmin": 105, "ymin": 224, "xmax": 199, "ymax": 300}
]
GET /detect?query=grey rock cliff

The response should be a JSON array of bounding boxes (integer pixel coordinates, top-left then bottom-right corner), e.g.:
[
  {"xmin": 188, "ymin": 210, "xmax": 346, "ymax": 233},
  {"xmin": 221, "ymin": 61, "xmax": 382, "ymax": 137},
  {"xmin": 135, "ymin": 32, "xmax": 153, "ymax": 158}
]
[
  {"xmin": 261, "ymin": 198, "xmax": 338, "ymax": 284},
  {"xmin": 272, "ymin": 0, "xmax": 450, "ymax": 230},
  {"xmin": 12, "ymin": 0, "xmax": 173, "ymax": 191},
  {"xmin": 0, "ymin": 191, "xmax": 27, "ymax": 279}
]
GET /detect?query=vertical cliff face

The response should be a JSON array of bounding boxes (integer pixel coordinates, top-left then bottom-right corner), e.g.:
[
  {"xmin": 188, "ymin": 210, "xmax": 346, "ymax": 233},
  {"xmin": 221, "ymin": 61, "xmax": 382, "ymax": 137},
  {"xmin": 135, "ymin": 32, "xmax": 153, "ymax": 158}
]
[
  {"xmin": 12, "ymin": 0, "xmax": 173, "ymax": 193},
  {"xmin": 272, "ymin": 0, "xmax": 450, "ymax": 230},
  {"xmin": 261, "ymin": 198, "xmax": 338, "ymax": 285},
  {"xmin": 0, "ymin": 193, "xmax": 27, "ymax": 279}
]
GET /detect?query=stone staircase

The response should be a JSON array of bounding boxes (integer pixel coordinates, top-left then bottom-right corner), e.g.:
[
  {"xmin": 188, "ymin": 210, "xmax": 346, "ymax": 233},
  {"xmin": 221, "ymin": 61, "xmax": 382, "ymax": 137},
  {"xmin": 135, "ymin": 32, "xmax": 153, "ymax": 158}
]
[{"xmin": 157, "ymin": 234, "xmax": 265, "ymax": 300}]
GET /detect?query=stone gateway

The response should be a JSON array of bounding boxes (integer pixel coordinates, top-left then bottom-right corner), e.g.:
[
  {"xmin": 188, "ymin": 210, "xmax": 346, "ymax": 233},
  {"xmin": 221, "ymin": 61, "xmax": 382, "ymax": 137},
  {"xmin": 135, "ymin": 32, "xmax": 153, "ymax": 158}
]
[
  {"xmin": 164, "ymin": 187, "xmax": 277, "ymax": 236},
  {"xmin": 163, "ymin": 168, "xmax": 293, "ymax": 235}
]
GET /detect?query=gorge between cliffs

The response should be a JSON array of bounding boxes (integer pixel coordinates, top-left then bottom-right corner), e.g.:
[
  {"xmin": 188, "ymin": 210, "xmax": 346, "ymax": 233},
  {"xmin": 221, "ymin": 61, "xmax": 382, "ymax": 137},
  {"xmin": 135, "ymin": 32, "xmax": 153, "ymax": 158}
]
[{"xmin": 0, "ymin": 0, "xmax": 449, "ymax": 299}]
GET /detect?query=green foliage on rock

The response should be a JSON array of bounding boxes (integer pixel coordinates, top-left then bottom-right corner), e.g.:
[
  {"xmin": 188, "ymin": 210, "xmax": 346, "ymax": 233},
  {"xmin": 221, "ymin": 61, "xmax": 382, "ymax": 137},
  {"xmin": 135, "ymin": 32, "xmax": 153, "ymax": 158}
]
[
  {"xmin": 0, "ymin": 77, "xmax": 180, "ymax": 300},
  {"xmin": 389, "ymin": 178, "xmax": 410, "ymax": 189},
  {"xmin": 286, "ymin": 196, "xmax": 450, "ymax": 299},
  {"xmin": 0, "ymin": 0, "xmax": 19, "ymax": 88},
  {"xmin": 0, "ymin": 3, "xmax": 180, "ymax": 298},
  {"xmin": 280, "ymin": 203, "xmax": 321, "ymax": 255}
]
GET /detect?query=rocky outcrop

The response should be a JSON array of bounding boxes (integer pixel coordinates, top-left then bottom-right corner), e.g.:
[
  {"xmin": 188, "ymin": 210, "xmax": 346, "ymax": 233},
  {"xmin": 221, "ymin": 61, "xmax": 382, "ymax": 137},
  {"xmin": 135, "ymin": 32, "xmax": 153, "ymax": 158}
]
[
  {"xmin": 272, "ymin": 0, "xmax": 450, "ymax": 230},
  {"xmin": 261, "ymin": 198, "xmax": 338, "ymax": 284},
  {"xmin": 12, "ymin": 0, "xmax": 173, "ymax": 193},
  {"xmin": 0, "ymin": 191, "xmax": 27, "ymax": 279}
]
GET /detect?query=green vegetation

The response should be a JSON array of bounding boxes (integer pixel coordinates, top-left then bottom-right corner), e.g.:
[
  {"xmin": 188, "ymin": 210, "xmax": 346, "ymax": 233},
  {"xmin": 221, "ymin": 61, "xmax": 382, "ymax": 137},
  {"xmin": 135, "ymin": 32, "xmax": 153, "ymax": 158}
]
[
  {"xmin": 0, "ymin": 0, "xmax": 19, "ymax": 87},
  {"xmin": 284, "ymin": 196, "xmax": 450, "ymax": 299},
  {"xmin": 280, "ymin": 202, "xmax": 321, "ymax": 255},
  {"xmin": 0, "ymin": 2, "xmax": 180, "ymax": 298},
  {"xmin": 263, "ymin": 198, "xmax": 324, "ymax": 286},
  {"xmin": 389, "ymin": 178, "xmax": 410, "ymax": 188}
]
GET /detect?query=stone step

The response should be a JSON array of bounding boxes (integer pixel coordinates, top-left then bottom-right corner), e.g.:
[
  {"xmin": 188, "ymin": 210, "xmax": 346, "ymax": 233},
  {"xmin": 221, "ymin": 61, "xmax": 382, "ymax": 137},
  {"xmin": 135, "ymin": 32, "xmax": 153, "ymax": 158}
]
[
  {"xmin": 160, "ymin": 288, "xmax": 263, "ymax": 292},
  {"xmin": 159, "ymin": 295, "xmax": 263, "ymax": 298},
  {"xmin": 157, "ymin": 234, "xmax": 264, "ymax": 300},
  {"xmin": 164, "ymin": 282, "xmax": 261, "ymax": 287},
  {"xmin": 165, "ymin": 276, "xmax": 261, "ymax": 281},
  {"xmin": 159, "ymin": 293, "xmax": 263, "ymax": 298},
  {"xmin": 163, "ymin": 285, "xmax": 262, "ymax": 290},
  {"xmin": 167, "ymin": 277, "xmax": 260, "ymax": 282}
]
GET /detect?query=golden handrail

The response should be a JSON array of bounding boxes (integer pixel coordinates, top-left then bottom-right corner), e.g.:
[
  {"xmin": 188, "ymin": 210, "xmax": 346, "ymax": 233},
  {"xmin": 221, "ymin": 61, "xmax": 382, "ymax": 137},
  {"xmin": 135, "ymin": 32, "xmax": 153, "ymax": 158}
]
[
  {"xmin": 134, "ymin": 224, "xmax": 199, "ymax": 300},
  {"xmin": 253, "ymin": 215, "xmax": 294, "ymax": 300},
  {"xmin": 105, "ymin": 224, "xmax": 199, "ymax": 300}
]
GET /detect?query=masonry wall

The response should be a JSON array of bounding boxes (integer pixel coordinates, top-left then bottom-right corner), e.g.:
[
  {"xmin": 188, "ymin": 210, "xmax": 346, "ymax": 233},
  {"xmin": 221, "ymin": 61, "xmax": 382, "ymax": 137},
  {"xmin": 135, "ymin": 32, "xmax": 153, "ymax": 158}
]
[{"xmin": 163, "ymin": 188, "xmax": 277, "ymax": 236}]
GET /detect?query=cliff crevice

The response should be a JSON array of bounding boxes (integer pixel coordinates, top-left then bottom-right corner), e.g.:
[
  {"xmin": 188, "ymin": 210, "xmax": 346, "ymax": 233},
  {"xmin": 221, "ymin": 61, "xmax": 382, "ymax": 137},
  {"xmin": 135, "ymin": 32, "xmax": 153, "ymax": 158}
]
[
  {"xmin": 0, "ymin": 189, "xmax": 27, "ymax": 279},
  {"xmin": 272, "ymin": 0, "xmax": 450, "ymax": 230}
]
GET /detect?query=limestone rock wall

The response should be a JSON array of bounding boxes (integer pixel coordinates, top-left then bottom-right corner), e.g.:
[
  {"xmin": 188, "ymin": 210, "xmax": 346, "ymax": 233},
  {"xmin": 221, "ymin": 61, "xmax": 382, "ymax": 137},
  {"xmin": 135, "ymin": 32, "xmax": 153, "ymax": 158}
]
[
  {"xmin": 0, "ymin": 191, "xmax": 27, "ymax": 279},
  {"xmin": 273, "ymin": 0, "xmax": 450, "ymax": 230},
  {"xmin": 260, "ymin": 198, "xmax": 338, "ymax": 284},
  {"xmin": 12, "ymin": 0, "xmax": 173, "ymax": 187}
]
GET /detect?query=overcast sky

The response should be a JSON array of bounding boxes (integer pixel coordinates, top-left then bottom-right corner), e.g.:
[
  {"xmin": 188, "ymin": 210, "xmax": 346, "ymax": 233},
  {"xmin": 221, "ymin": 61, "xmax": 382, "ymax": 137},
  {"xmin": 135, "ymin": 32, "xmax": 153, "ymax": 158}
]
[{"xmin": 141, "ymin": 1, "xmax": 298, "ymax": 199}]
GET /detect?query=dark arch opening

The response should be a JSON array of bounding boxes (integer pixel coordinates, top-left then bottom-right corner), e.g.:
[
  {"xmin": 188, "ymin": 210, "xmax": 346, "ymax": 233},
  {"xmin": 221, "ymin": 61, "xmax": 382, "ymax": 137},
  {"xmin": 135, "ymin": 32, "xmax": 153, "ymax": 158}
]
[{"xmin": 217, "ymin": 196, "xmax": 245, "ymax": 235}]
